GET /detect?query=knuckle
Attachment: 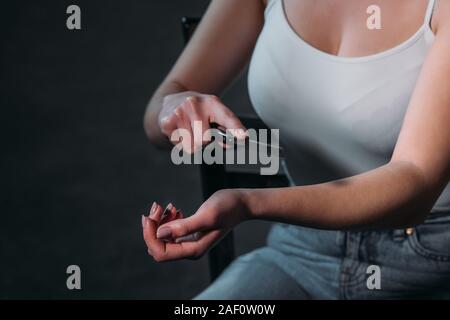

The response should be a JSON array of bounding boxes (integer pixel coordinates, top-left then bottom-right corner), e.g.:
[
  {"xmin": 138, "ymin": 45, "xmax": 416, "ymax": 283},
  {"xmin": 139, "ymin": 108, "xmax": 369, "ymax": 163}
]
[
  {"xmin": 173, "ymin": 102, "xmax": 186, "ymax": 116},
  {"xmin": 208, "ymin": 94, "xmax": 220, "ymax": 102},
  {"xmin": 180, "ymin": 100, "xmax": 189, "ymax": 109},
  {"xmin": 152, "ymin": 252, "xmax": 165, "ymax": 262},
  {"xmin": 225, "ymin": 109, "xmax": 236, "ymax": 119},
  {"xmin": 174, "ymin": 105, "xmax": 184, "ymax": 116},
  {"xmin": 214, "ymin": 189, "xmax": 226, "ymax": 196},
  {"xmin": 213, "ymin": 189, "xmax": 228, "ymax": 200},
  {"xmin": 160, "ymin": 122, "xmax": 169, "ymax": 134},
  {"xmin": 187, "ymin": 95, "xmax": 199, "ymax": 103},
  {"xmin": 159, "ymin": 116, "xmax": 173, "ymax": 131},
  {"xmin": 176, "ymin": 222, "xmax": 190, "ymax": 237},
  {"xmin": 209, "ymin": 213, "xmax": 220, "ymax": 226},
  {"xmin": 204, "ymin": 207, "xmax": 219, "ymax": 226},
  {"xmin": 178, "ymin": 103, "xmax": 193, "ymax": 117},
  {"xmin": 204, "ymin": 199, "xmax": 218, "ymax": 212},
  {"xmin": 162, "ymin": 95, "xmax": 171, "ymax": 106},
  {"xmin": 143, "ymin": 231, "xmax": 152, "ymax": 243}
]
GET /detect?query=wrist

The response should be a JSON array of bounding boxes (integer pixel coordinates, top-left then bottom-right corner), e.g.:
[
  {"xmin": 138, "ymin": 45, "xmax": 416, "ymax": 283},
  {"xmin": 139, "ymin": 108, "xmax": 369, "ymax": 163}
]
[
  {"xmin": 144, "ymin": 112, "xmax": 170, "ymax": 148},
  {"xmin": 239, "ymin": 188, "xmax": 264, "ymax": 220},
  {"xmin": 144, "ymin": 82, "xmax": 188, "ymax": 147}
]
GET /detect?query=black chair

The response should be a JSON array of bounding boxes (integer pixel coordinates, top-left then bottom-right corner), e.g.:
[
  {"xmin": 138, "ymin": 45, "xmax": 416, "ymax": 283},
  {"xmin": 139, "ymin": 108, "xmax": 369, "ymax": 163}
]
[{"xmin": 181, "ymin": 17, "xmax": 289, "ymax": 281}]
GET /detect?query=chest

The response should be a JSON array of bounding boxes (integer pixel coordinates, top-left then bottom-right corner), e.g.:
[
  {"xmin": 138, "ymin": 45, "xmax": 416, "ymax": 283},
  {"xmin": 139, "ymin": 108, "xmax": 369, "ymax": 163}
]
[
  {"xmin": 282, "ymin": 0, "xmax": 429, "ymax": 57},
  {"xmin": 248, "ymin": 0, "xmax": 435, "ymax": 156}
]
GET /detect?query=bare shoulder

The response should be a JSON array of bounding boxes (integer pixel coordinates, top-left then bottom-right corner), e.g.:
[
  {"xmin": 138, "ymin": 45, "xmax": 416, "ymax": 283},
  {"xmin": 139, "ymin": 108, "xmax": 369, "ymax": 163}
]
[{"xmin": 434, "ymin": 0, "xmax": 450, "ymax": 34}]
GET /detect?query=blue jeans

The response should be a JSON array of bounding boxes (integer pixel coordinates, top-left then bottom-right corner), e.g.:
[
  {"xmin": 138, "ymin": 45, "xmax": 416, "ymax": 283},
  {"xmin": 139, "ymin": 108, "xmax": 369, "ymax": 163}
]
[{"xmin": 195, "ymin": 212, "xmax": 450, "ymax": 299}]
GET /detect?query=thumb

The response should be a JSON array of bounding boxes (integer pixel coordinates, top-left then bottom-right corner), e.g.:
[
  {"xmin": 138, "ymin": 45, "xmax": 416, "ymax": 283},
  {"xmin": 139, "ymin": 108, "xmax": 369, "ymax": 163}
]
[{"xmin": 156, "ymin": 213, "xmax": 206, "ymax": 240}]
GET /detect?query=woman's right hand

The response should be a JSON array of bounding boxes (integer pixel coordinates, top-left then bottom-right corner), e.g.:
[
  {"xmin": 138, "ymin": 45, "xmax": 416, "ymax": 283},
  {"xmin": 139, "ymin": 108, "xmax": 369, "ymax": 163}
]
[{"xmin": 158, "ymin": 91, "xmax": 247, "ymax": 153}]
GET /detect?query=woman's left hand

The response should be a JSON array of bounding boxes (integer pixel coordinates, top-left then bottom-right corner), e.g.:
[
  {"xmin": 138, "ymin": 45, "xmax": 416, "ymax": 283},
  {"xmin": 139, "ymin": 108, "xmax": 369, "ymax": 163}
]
[{"xmin": 142, "ymin": 189, "xmax": 250, "ymax": 262}]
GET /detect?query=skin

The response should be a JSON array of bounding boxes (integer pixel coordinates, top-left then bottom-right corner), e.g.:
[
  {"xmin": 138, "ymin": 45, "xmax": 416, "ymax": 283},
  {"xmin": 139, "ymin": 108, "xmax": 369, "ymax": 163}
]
[{"xmin": 143, "ymin": 0, "xmax": 450, "ymax": 262}]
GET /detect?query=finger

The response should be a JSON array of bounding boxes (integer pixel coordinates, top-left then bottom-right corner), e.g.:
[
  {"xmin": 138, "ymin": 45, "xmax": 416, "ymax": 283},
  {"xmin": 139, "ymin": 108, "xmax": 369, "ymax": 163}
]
[
  {"xmin": 173, "ymin": 211, "xmax": 196, "ymax": 243},
  {"xmin": 184, "ymin": 97, "xmax": 212, "ymax": 148},
  {"xmin": 201, "ymin": 120, "xmax": 212, "ymax": 144},
  {"xmin": 156, "ymin": 207, "xmax": 213, "ymax": 240},
  {"xmin": 141, "ymin": 214, "xmax": 147, "ymax": 229},
  {"xmin": 190, "ymin": 117, "xmax": 212, "ymax": 152},
  {"xmin": 174, "ymin": 110, "xmax": 194, "ymax": 154},
  {"xmin": 149, "ymin": 203, "xmax": 164, "ymax": 223},
  {"xmin": 160, "ymin": 203, "xmax": 178, "ymax": 225},
  {"xmin": 169, "ymin": 205, "xmax": 178, "ymax": 221},
  {"xmin": 159, "ymin": 113, "xmax": 178, "ymax": 138},
  {"xmin": 208, "ymin": 100, "xmax": 247, "ymax": 139},
  {"xmin": 142, "ymin": 216, "xmax": 165, "ymax": 258},
  {"xmin": 159, "ymin": 203, "xmax": 173, "ymax": 226},
  {"xmin": 148, "ymin": 203, "xmax": 161, "ymax": 221},
  {"xmin": 159, "ymin": 230, "xmax": 222, "ymax": 261},
  {"xmin": 148, "ymin": 202, "xmax": 157, "ymax": 219}
]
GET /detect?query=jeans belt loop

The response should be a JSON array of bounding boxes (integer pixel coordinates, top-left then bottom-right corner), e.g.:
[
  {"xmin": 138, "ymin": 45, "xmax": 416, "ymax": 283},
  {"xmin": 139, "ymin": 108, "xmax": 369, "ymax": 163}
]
[{"xmin": 392, "ymin": 227, "xmax": 414, "ymax": 241}]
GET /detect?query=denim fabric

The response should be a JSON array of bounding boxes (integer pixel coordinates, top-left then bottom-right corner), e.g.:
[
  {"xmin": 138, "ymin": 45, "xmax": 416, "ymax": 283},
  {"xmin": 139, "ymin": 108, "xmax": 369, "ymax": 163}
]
[{"xmin": 195, "ymin": 212, "xmax": 450, "ymax": 299}]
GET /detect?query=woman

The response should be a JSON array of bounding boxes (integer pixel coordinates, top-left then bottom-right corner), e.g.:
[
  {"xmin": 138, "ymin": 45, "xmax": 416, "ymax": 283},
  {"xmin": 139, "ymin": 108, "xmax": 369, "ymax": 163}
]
[{"xmin": 142, "ymin": 0, "xmax": 450, "ymax": 299}]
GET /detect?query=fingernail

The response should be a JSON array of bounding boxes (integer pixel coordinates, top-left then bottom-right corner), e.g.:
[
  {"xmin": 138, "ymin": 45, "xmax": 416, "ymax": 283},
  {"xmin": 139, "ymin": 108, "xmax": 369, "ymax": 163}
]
[
  {"xmin": 141, "ymin": 215, "xmax": 146, "ymax": 228},
  {"xmin": 157, "ymin": 227, "xmax": 172, "ymax": 239},
  {"xmin": 149, "ymin": 202, "xmax": 157, "ymax": 217},
  {"xmin": 175, "ymin": 210, "xmax": 184, "ymax": 219},
  {"xmin": 175, "ymin": 232, "xmax": 201, "ymax": 243},
  {"xmin": 161, "ymin": 203, "xmax": 173, "ymax": 220},
  {"xmin": 175, "ymin": 234, "xmax": 195, "ymax": 243}
]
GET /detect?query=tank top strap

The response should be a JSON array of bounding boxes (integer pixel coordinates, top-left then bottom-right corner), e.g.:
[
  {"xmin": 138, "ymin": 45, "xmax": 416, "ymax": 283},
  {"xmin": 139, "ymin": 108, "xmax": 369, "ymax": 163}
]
[
  {"xmin": 264, "ymin": 0, "xmax": 280, "ymax": 19},
  {"xmin": 424, "ymin": 0, "xmax": 437, "ymax": 28}
]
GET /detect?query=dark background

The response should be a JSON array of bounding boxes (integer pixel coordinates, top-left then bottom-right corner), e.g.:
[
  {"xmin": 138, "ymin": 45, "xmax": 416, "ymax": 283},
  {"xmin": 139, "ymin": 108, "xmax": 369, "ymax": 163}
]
[{"xmin": 0, "ymin": 0, "xmax": 272, "ymax": 299}]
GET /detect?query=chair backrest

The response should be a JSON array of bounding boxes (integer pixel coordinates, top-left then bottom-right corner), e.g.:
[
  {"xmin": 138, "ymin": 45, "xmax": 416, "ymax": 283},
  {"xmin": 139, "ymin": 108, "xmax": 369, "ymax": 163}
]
[
  {"xmin": 181, "ymin": 17, "xmax": 201, "ymax": 45},
  {"xmin": 180, "ymin": 16, "xmax": 289, "ymax": 281},
  {"xmin": 181, "ymin": 16, "xmax": 235, "ymax": 281}
]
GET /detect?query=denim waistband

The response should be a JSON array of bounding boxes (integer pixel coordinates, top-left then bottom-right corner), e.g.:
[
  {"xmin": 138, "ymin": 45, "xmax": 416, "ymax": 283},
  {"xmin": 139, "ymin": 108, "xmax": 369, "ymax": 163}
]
[{"xmin": 425, "ymin": 210, "xmax": 450, "ymax": 221}]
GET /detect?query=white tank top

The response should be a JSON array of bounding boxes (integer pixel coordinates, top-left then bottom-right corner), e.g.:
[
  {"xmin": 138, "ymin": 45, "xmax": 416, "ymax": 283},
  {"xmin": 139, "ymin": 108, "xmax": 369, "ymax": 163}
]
[{"xmin": 248, "ymin": 0, "xmax": 450, "ymax": 213}]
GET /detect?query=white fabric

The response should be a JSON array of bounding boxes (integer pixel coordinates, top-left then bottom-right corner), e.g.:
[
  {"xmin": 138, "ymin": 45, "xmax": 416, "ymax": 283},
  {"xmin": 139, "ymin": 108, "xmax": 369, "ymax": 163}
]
[{"xmin": 248, "ymin": 0, "xmax": 449, "ymax": 212}]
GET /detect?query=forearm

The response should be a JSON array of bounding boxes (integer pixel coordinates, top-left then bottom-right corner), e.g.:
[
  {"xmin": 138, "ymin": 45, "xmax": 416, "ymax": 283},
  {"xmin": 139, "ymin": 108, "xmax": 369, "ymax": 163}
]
[
  {"xmin": 144, "ymin": 1, "xmax": 264, "ymax": 148},
  {"xmin": 244, "ymin": 161, "xmax": 442, "ymax": 230}
]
